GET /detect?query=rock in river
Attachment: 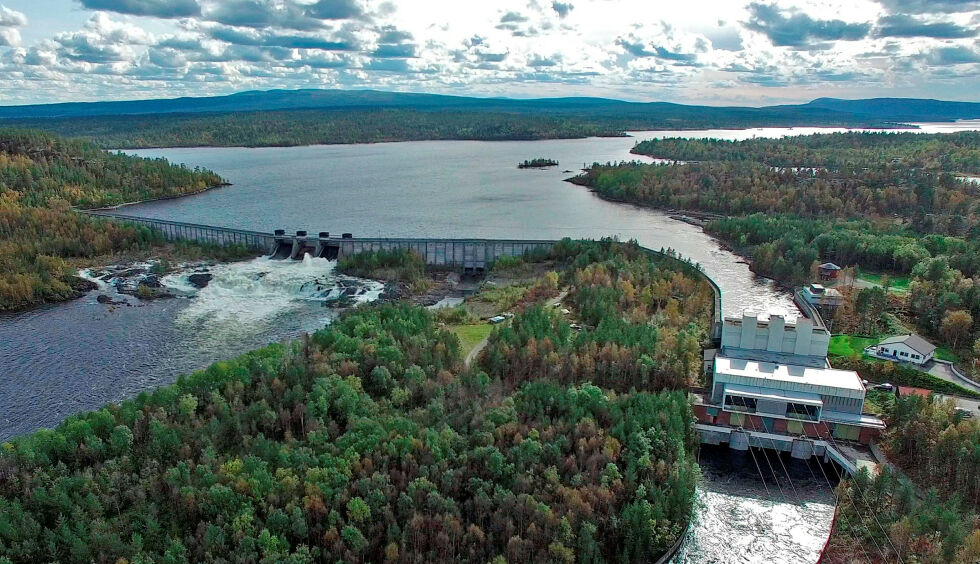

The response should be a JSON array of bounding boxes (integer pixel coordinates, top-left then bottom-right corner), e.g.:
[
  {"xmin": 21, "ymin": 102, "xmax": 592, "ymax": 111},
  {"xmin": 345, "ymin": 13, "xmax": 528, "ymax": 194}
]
[{"xmin": 187, "ymin": 273, "xmax": 214, "ymax": 288}]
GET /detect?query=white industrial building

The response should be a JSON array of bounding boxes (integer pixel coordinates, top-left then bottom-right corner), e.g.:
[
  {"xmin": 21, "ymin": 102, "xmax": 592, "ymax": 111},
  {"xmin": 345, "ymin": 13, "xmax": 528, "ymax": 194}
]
[{"xmin": 710, "ymin": 309, "xmax": 883, "ymax": 435}]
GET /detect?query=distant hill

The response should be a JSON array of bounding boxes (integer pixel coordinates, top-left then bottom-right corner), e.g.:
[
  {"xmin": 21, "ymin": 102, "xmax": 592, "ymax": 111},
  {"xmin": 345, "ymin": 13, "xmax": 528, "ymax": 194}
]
[
  {"xmin": 1, "ymin": 89, "xmax": 977, "ymax": 149},
  {"xmin": 802, "ymin": 98, "xmax": 980, "ymax": 122},
  {"xmin": 0, "ymin": 89, "xmax": 977, "ymax": 123}
]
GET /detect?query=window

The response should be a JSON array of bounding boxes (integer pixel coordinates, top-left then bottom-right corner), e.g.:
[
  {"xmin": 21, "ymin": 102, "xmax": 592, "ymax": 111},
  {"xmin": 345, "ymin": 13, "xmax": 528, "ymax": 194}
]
[
  {"xmin": 786, "ymin": 403, "xmax": 819, "ymax": 422},
  {"xmin": 725, "ymin": 395, "xmax": 757, "ymax": 413},
  {"xmin": 912, "ymin": 354, "xmax": 920, "ymax": 360}
]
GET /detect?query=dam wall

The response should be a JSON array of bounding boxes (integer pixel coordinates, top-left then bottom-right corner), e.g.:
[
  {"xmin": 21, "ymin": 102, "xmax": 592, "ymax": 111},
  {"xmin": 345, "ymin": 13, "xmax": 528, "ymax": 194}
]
[{"xmin": 81, "ymin": 211, "xmax": 723, "ymax": 339}]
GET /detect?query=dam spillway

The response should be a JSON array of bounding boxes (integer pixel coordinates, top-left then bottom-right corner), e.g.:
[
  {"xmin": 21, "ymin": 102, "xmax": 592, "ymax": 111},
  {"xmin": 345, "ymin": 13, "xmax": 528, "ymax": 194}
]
[{"xmin": 82, "ymin": 211, "xmax": 723, "ymax": 339}]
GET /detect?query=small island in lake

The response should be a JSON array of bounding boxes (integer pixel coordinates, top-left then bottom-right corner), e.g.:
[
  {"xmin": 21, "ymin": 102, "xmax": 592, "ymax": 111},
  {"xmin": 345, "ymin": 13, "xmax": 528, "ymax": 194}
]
[{"xmin": 518, "ymin": 157, "xmax": 559, "ymax": 169}]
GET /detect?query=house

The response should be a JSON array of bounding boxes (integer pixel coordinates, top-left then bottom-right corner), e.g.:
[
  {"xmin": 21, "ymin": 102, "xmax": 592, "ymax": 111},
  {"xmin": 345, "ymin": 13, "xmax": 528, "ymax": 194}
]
[
  {"xmin": 801, "ymin": 283, "xmax": 844, "ymax": 308},
  {"xmin": 701, "ymin": 309, "xmax": 884, "ymax": 443},
  {"xmin": 818, "ymin": 262, "xmax": 841, "ymax": 280},
  {"xmin": 871, "ymin": 333, "xmax": 936, "ymax": 366}
]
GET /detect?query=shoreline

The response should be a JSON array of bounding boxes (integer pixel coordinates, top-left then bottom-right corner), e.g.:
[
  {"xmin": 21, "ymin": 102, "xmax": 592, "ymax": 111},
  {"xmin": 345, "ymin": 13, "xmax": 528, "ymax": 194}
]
[
  {"xmin": 101, "ymin": 121, "xmax": 916, "ymax": 151},
  {"xmin": 563, "ymin": 177, "xmax": 792, "ymax": 290}
]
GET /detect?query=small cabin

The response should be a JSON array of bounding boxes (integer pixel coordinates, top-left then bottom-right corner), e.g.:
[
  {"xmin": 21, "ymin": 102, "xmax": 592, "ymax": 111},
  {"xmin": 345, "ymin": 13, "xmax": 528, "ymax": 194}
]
[
  {"xmin": 818, "ymin": 262, "xmax": 841, "ymax": 280},
  {"xmin": 802, "ymin": 283, "xmax": 843, "ymax": 308}
]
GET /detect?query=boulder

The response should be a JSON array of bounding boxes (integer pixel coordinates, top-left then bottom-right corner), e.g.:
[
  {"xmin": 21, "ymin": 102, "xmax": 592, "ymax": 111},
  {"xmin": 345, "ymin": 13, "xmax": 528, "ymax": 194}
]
[{"xmin": 187, "ymin": 273, "xmax": 213, "ymax": 288}]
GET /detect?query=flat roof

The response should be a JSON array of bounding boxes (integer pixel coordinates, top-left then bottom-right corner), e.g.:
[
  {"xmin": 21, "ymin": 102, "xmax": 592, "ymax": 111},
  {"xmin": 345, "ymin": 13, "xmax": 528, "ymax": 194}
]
[
  {"xmin": 724, "ymin": 383, "xmax": 824, "ymax": 406},
  {"xmin": 715, "ymin": 355, "xmax": 865, "ymax": 395}
]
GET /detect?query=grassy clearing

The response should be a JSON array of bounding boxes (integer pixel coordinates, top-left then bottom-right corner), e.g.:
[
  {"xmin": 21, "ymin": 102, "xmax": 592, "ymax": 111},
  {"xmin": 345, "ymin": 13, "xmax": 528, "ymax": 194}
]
[
  {"xmin": 935, "ymin": 347, "xmax": 959, "ymax": 363},
  {"xmin": 857, "ymin": 271, "xmax": 911, "ymax": 292},
  {"xmin": 828, "ymin": 335, "xmax": 879, "ymax": 357},
  {"xmin": 451, "ymin": 323, "xmax": 494, "ymax": 360}
]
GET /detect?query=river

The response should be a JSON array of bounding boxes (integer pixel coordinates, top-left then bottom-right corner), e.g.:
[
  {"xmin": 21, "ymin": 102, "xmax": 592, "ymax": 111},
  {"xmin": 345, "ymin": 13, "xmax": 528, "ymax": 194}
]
[{"xmin": 3, "ymin": 123, "xmax": 976, "ymax": 562}]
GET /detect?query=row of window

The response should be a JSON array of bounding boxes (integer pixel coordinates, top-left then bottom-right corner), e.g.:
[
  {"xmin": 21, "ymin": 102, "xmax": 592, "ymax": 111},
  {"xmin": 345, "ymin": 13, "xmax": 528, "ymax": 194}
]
[{"xmin": 879, "ymin": 347, "xmax": 921, "ymax": 361}]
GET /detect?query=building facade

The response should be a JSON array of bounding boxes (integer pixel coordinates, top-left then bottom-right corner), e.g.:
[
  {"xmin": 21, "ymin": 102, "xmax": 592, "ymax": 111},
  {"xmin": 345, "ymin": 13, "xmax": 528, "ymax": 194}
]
[{"xmin": 700, "ymin": 309, "xmax": 884, "ymax": 444}]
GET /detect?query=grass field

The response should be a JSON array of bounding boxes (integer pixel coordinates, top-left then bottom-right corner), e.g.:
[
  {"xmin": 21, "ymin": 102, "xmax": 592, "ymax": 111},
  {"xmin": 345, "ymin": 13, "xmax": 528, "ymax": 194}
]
[
  {"xmin": 828, "ymin": 335, "xmax": 879, "ymax": 357},
  {"xmin": 451, "ymin": 323, "xmax": 494, "ymax": 359},
  {"xmin": 857, "ymin": 271, "xmax": 911, "ymax": 292},
  {"xmin": 935, "ymin": 347, "xmax": 959, "ymax": 363}
]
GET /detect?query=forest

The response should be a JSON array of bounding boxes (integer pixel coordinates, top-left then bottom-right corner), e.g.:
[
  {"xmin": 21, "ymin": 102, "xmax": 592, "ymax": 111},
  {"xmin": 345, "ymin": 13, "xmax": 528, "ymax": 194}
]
[
  {"xmin": 0, "ymin": 239, "xmax": 712, "ymax": 563},
  {"xmin": 1, "ymin": 99, "xmax": 908, "ymax": 150},
  {"xmin": 572, "ymin": 132, "xmax": 980, "ymax": 362},
  {"xmin": 0, "ymin": 128, "xmax": 231, "ymax": 310},
  {"xmin": 825, "ymin": 392, "xmax": 980, "ymax": 563},
  {"xmin": 4, "ymin": 110, "xmax": 627, "ymax": 149}
]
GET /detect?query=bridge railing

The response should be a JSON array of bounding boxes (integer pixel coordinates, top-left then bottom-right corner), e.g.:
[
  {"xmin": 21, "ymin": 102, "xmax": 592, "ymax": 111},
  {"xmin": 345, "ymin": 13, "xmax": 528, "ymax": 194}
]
[{"xmin": 82, "ymin": 210, "xmax": 277, "ymax": 252}]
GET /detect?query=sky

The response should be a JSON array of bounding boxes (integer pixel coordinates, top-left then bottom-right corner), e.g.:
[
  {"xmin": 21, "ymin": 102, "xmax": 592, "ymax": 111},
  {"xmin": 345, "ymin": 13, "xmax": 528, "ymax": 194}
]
[{"xmin": 0, "ymin": 0, "xmax": 977, "ymax": 106}]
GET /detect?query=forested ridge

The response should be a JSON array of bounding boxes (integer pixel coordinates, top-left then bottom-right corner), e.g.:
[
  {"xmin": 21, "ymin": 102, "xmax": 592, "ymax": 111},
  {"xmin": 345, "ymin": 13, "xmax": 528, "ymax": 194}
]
[
  {"xmin": 2, "ymin": 105, "xmax": 900, "ymax": 150},
  {"xmin": 6, "ymin": 110, "xmax": 626, "ymax": 149},
  {"xmin": 0, "ymin": 128, "xmax": 230, "ymax": 310},
  {"xmin": 0, "ymin": 240, "xmax": 710, "ymax": 563}
]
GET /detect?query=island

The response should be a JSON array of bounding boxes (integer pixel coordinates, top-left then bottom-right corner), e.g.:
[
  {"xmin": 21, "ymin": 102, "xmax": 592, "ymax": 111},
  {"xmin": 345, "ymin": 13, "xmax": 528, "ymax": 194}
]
[{"xmin": 518, "ymin": 158, "xmax": 559, "ymax": 169}]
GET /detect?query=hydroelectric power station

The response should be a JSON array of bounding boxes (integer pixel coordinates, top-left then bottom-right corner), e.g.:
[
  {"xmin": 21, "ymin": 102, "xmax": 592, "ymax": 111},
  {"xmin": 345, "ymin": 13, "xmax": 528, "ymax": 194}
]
[{"xmin": 85, "ymin": 211, "xmax": 880, "ymax": 479}]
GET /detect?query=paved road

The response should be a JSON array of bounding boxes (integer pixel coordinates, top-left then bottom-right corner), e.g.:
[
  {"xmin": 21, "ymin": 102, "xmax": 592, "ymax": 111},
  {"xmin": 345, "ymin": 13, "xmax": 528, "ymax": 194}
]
[{"xmin": 926, "ymin": 360, "xmax": 980, "ymax": 394}]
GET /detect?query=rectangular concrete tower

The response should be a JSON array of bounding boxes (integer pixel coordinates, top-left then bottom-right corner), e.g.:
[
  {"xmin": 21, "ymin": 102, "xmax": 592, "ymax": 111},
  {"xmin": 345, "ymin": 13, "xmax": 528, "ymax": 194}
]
[{"xmin": 739, "ymin": 313, "xmax": 758, "ymax": 349}]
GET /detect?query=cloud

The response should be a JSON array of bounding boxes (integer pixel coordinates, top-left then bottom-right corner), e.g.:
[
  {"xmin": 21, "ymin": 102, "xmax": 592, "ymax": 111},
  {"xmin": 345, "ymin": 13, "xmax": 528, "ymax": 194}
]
[
  {"xmin": 371, "ymin": 43, "xmax": 416, "ymax": 58},
  {"xmin": 499, "ymin": 11, "xmax": 528, "ymax": 24},
  {"xmin": 875, "ymin": 14, "xmax": 977, "ymax": 38},
  {"xmin": 616, "ymin": 28, "xmax": 705, "ymax": 65},
  {"xmin": 0, "ymin": 28, "xmax": 19, "ymax": 47},
  {"xmin": 0, "ymin": 5, "xmax": 27, "ymax": 27},
  {"xmin": 743, "ymin": 3, "xmax": 871, "ymax": 49},
  {"xmin": 551, "ymin": 2, "xmax": 573, "ymax": 19},
  {"xmin": 919, "ymin": 45, "xmax": 980, "ymax": 65},
  {"xmin": 78, "ymin": 0, "xmax": 201, "ymax": 18},
  {"xmin": 306, "ymin": 0, "xmax": 364, "ymax": 20},
  {"xmin": 208, "ymin": 26, "xmax": 357, "ymax": 50},
  {"xmin": 0, "ymin": 4, "xmax": 25, "ymax": 46},
  {"xmin": 875, "ymin": 0, "xmax": 980, "ymax": 14},
  {"xmin": 205, "ymin": 0, "xmax": 318, "ymax": 30},
  {"xmin": 377, "ymin": 25, "xmax": 411, "ymax": 44}
]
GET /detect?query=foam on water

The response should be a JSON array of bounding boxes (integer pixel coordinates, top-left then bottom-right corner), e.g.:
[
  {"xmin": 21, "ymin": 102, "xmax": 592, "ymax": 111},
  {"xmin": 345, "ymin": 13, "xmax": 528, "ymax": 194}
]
[{"xmin": 168, "ymin": 254, "xmax": 376, "ymax": 328}]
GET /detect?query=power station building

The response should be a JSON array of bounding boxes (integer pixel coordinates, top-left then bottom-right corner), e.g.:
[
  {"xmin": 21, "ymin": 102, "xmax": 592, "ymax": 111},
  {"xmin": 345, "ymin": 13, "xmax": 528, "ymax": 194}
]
[{"xmin": 699, "ymin": 309, "xmax": 884, "ymax": 443}]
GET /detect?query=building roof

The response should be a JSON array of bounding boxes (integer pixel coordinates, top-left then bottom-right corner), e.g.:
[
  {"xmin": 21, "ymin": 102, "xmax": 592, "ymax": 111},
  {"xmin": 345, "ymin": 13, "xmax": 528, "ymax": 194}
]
[
  {"xmin": 714, "ymin": 355, "xmax": 866, "ymax": 399},
  {"xmin": 878, "ymin": 333, "xmax": 937, "ymax": 356},
  {"xmin": 897, "ymin": 386, "xmax": 932, "ymax": 398},
  {"xmin": 819, "ymin": 263, "xmax": 841, "ymax": 270}
]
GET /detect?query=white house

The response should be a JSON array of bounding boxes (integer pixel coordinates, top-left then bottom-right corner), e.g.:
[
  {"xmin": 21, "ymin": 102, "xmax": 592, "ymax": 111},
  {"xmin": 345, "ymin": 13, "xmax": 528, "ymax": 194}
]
[{"xmin": 870, "ymin": 333, "xmax": 936, "ymax": 366}]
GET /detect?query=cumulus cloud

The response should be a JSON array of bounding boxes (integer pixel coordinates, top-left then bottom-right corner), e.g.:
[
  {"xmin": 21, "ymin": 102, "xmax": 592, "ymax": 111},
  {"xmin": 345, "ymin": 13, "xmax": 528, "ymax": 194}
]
[
  {"xmin": 743, "ymin": 3, "xmax": 871, "ymax": 49},
  {"xmin": 306, "ymin": 0, "xmax": 363, "ymax": 20},
  {"xmin": 78, "ymin": 0, "xmax": 201, "ymax": 18},
  {"xmin": 876, "ymin": 0, "xmax": 979, "ymax": 14},
  {"xmin": 372, "ymin": 43, "xmax": 416, "ymax": 58},
  {"xmin": 875, "ymin": 14, "xmax": 976, "ymax": 39},
  {"xmin": 0, "ymin": 0, "xmax": 977, "ymax": 105},
  {"xmin": 0, "ymin": 5, "xmax": 27, "ymax": 27},
  {"xmin": 0, "ymin": 4, "xmax": 25, "ymax": 46},
  {"xmin": 919, "ymin": 45, "xmax": 980, "ymax": 65},
  {"xmin": 551, "ymin": 2, "xmax": 573, "ymax": 19}
]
